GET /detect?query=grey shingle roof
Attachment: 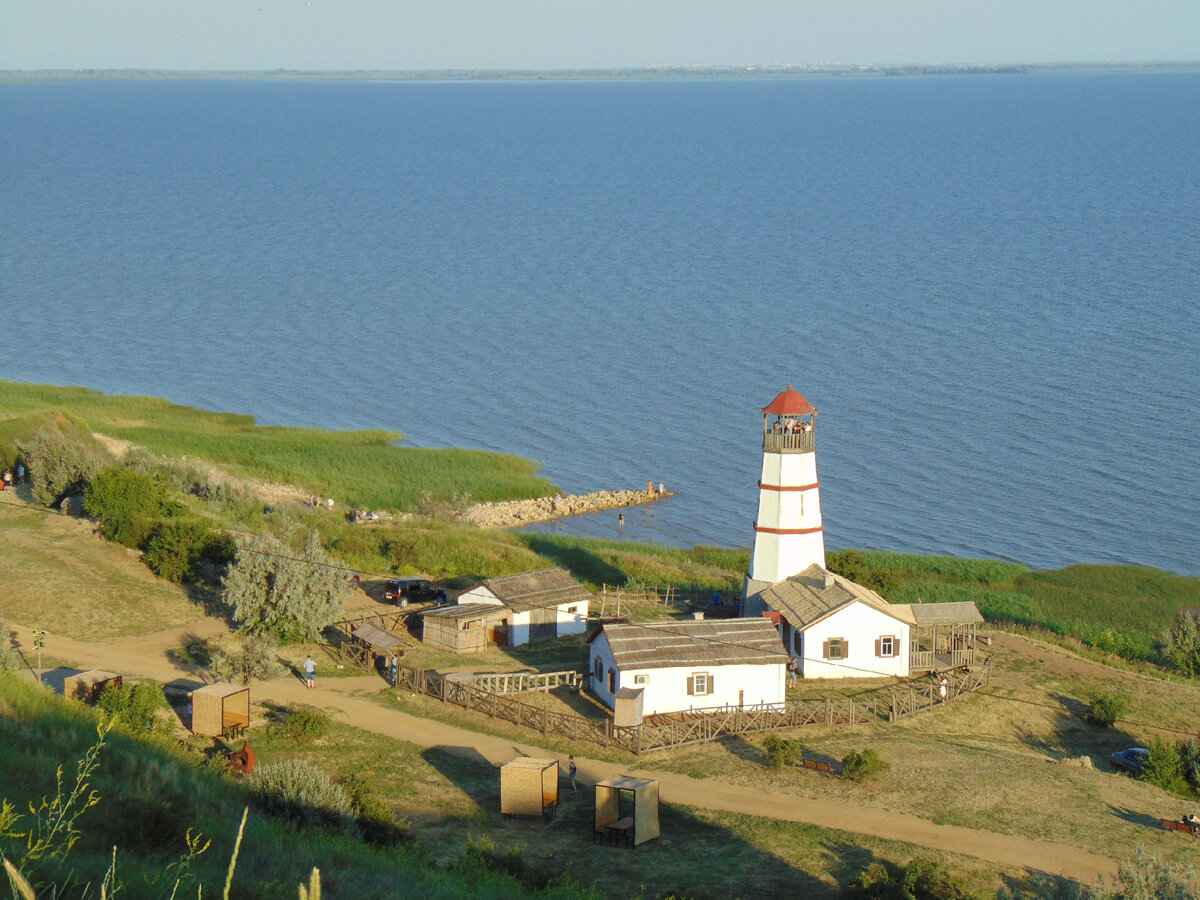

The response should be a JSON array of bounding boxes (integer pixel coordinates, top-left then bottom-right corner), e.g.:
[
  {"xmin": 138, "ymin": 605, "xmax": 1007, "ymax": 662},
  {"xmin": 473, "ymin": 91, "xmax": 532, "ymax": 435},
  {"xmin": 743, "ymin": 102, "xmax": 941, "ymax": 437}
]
[
  {"xmin": 601, "ymin": 619, "xmax": 787, "ymax": 670},
  {"xmin": 759, "ymin": 564, "xmax": 914, "ymax": 630},
  {"xmin": 419, "ymin": 602, "xmax": 508, "ymax": 621},
  {"xmin": 352, "ymin": 622, "xmax": 405, "ymax": 651},
  {"xmin": 907, "ymin": 602, "xmax": 985, "ymax": 626},
  {"xmin": 474, "ymin": 568, "xmax": 591, "ymax": 612}
]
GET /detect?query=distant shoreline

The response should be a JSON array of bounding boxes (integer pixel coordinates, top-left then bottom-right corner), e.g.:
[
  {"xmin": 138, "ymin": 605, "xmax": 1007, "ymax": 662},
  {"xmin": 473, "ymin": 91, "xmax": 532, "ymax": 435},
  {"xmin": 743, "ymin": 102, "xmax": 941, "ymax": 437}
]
[{"xmin": 3, "ymin": 61, "xmax": 1200, "ymax": 85}]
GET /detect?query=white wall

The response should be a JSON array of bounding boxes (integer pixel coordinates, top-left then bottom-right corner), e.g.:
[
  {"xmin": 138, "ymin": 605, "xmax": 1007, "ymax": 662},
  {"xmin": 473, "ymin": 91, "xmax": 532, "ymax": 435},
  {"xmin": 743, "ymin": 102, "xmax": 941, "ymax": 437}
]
[
  {"xmin": 507, "ymin": 599, "xmax": 590, "ymax": 646},
  {"xmin": 749, "ymin": 449, "xmax": 826, "ymax": 584},
  {"xmin": 798, "ymin": 601, "xmax": 910, "ymax": 679},
  {"xmin": 455, "ymin": 586, "xmax": 505, "ymax": 607},
  {"xmin": 588, "ymin": 635, "xmax": 785, "ymax": 714}
]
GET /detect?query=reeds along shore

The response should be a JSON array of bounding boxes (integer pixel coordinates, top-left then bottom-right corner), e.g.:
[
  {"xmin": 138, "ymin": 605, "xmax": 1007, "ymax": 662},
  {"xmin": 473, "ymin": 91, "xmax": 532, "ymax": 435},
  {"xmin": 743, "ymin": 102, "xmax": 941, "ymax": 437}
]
[{"xmin": 463, "ymin": 488, "xmax": 672, "ymax": 528}]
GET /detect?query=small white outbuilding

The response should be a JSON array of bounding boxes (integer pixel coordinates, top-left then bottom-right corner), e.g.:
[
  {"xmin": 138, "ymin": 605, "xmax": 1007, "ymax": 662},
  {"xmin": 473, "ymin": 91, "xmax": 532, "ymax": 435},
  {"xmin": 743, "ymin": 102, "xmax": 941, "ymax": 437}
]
[
  {"xmin": 588, "ymin": 618, "xmax": 787, "ymax": 716},
  {"xmin": 456, "ymin": 568, "xmax": 590, "ymax": 646}
]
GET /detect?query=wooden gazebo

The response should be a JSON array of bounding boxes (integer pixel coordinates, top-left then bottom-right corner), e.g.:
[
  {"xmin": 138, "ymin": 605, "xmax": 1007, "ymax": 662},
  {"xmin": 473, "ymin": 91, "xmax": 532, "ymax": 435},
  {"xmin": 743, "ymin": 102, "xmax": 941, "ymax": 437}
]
[
  {"xmin": 908, "ymin": 602, "xmax": 985, "ymax": 672},
  {"xmin": 500, "ymin": 757, "xmax": 559, "ymax": 822},
  {"xmin": 191, "ymin": 682, "xmax": 250, "ymax": 738},
  {"xmin": 593, "ymin": 775, "xmax": 659, "ymax": 848},
  {"xmin": 63, "ymin": 670, "xmax": 122, "ymax": 705}
]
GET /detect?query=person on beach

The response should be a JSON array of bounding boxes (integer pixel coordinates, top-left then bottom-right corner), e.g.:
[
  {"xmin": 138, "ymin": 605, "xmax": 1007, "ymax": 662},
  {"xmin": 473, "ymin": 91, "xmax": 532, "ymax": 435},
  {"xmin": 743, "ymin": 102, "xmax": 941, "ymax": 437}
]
[
  {"xmin": 658, "ymin": 482, "xmax": 665, "ymax": 494},
  {"xmin": 1, "ymin": 469, "xmax": 9, "ymax": 491},
  {"xmin": 304, "ymin": 655, "xmax": 316, "ymax": 689},
  {"xmin": 618, "ymin": 513, "xmax": 624, "ymax": 527}
]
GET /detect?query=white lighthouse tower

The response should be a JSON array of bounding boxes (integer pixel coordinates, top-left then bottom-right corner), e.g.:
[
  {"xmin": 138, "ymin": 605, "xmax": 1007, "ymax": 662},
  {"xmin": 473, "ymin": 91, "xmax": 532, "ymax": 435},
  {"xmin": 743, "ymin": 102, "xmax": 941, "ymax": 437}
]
[{"xmin": 744, "ymin": 386, "xmax": 826, "ymax": 614}]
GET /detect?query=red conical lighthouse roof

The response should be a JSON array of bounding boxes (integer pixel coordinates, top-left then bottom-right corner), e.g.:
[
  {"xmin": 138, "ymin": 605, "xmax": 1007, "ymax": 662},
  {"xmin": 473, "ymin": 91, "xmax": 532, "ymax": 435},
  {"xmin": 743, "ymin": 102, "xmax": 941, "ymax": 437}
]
[{"xmin": 762, "ymin": 385, "xmax": 816, "ymax": 416}]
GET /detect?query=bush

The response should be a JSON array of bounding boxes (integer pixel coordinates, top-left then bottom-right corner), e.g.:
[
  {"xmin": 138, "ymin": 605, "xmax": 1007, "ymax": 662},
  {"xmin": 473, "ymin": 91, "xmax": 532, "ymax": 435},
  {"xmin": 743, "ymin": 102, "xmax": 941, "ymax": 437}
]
[
  {"xmin": 209, "ymin": 635, "xmax": 283, "ymax": 686},
  {"xmin": 83, "ymin": 466, "xmax": 170, "ymax": 547},
  {"xmin": 1140, "ymin": 737, "xmax": 1188, "ymax": 794},
  {"xmin": 454, "ymin": 834, "xmax": 532, "ymax": 887},
  {"xmin": 1164, "ymin": 610, "xmax": 1200, "ymax": 677},
  {"xmin": 842, "ymin": 749, "xmax": 890, "ymax": 783},
  {"xmin": 761, "ymin": 735, "xmax": 804, "ymax": 770},
  {"xmin": 844, "ymin": 858, "xmax": 969, "ymax": 900},
  {"xmin": 275, "ymin": 706, "xmax": 330, "ymax": 745},
  {"xmin": 97, "ymin": 681, "xmax": 170, "ymax": 735},
  {"xmin": 1085, "ymin": 693, "xmax": 1129, "ymax": 728},
  {"xmin": 827, "ymin": 549, "xmax": 897, "ymax": 597},
  {"xmin": 144, "ymin": 516, "xmax": 220, "ymax": 582},
  {"xmin": 337, "ymin": 772, "xmax": 410, "ymax": 848},
  {"xmin": 0, "ymin": 608, "xmax": 18, "ymax": 672},
  {"xmin": 18, "ymin": 428, "xmax": 105, "ymax": 507},
  {"xmin": 247, "ymin": 760, "xmax": 356, "ymax": 832}
]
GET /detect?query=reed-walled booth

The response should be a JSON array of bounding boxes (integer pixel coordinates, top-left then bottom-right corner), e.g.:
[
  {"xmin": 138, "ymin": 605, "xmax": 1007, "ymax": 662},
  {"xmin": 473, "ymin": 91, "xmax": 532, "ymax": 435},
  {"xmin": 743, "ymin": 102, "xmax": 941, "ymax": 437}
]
[
  {"xmin": 500, "ymin": 757, "xmax": 559, "ymax": 822},
  {"xmin": 419, "ymin": 603, "xmax": 509, "ymax": 654},
  {"xmin": 63, "ymin": 670, "xmax": 122, "ymax": 705},
  {"xmin": 593, "ymin": 775, "xmax": 659, "ymax": 848},
  {"xmin": 191, "ymin": 682, "xmax": 250, "ymax": 738}
]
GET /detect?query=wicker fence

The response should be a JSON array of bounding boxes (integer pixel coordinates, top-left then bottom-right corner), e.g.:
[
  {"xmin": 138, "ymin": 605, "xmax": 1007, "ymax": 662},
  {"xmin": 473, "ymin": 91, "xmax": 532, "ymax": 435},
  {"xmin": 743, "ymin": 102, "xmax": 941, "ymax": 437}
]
[{"xmin": 393, "ymin": 661, "xmax": 987, "ymax": 754}]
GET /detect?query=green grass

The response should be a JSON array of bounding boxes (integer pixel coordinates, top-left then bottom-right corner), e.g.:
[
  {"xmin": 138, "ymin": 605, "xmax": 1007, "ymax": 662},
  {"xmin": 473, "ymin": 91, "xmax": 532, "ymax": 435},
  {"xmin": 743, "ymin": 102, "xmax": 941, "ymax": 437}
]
[{"xmin": 0, "ymin": 380, "xmax": 555, "ymax": 510}]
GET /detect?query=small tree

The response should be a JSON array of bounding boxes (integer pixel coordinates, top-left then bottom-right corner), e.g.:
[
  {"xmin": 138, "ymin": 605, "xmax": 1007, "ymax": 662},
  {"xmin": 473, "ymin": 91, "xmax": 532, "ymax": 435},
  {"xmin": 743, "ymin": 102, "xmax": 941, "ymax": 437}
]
[
  {"xmin": 1164, "ymin": 610, "xmax": 1200, "ymax": 678},
  {"xmin": 97, "ymin": 681, "xmax": 170, "ymax": 735},
  {"xmin": 223, "ymin": 531, "xmax": 351, "ymax": 642},
  {"xmin": 144, "ymin": 517, "xmax": 220, "ymax": 582},
  {"xmin": 0, "ymin": 607, "xmax": 19, "ymax": 672},
  {"xmin": 209, "ymin": 634, "xmax": 283, "ymax": 685},
  {"xmin": 1140, "ymin": 737, "xmax": 1187, "ymax": 794},
  {"xmin": 843, "ymin": 748, "xmax": 890, "ymax": 783},
  {"xmin": 18, "ymin": 429, "xmax": 105, "ymax": 508},
  {"xmin": 1085, "ymin": 693, "xmax": 1129, "ymax": 729}
]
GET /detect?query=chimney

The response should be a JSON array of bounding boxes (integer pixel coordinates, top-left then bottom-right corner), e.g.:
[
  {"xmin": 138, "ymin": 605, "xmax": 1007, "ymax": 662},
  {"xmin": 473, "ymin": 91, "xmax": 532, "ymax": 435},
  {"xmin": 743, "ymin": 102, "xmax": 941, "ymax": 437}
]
[{"xmin": 823, "ymin": 570, "xmax": 835, "ymax": 589}]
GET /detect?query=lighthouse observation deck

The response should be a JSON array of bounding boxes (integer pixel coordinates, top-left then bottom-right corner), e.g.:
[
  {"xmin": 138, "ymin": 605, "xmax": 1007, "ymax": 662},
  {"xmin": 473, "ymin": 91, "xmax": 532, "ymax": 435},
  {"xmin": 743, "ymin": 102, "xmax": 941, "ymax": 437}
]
[{"xmin": 762, "ymin": 430, "xmax": 815, "ymax": 453}]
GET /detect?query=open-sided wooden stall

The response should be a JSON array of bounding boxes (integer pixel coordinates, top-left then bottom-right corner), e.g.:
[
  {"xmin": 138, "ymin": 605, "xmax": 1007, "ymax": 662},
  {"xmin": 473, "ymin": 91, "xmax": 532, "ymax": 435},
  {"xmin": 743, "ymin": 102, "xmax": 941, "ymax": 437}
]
[
  {"xmin": 191, "ymin": 682, "xmax": 250, "ymax": 738},
  {"xmin": 500, "ymin": 757, "xmax": 559, "ymax": 822},
  {"xmin": 593, "ymin": 775, "xmax": 659, "ymax": 848},
  {"xmin": 63, "ymin": 670, "xmax": 122, "ymax": 705}
]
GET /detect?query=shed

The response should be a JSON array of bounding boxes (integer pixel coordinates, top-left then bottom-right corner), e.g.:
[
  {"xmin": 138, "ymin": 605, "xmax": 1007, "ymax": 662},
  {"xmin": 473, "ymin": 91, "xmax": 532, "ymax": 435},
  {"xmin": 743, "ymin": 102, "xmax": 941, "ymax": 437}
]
[
  {"xmin": 63, "ymin": 670, "xmax": 122, "ymax": 705},
  {"xmin": 352, "ymin": 622, "xmax": 405, "ymax": 668},
  {"xmin": 457, "ymin": 568, "xmax": 591, "ymax": 646},
  {"xmin": 593, "ymin": 775, "xmax": 659, "ymax": 848},
  {"xmin": 500, "ymin": 757, "xmax": 559, "ymax": 822},
  {"xmin": 191, "ymin": 682, "xmax": 250, "ymax": 738},
  {"xmin": 419, "ymin": 602, "xmax": 509, "ymax": 654},
  {"xmin": 613, "ymin": 686, "xmax": 644, "ymax": 727}
]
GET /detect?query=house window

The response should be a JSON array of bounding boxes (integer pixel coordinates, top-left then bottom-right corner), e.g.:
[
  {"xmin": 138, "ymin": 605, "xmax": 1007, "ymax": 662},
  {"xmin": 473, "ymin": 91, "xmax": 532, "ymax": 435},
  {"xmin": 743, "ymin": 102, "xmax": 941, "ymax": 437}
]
[
  {"xmin": 876, "ymin": 635, "xmax": 898, "ymax": 658},
  {"xmin": 823, "ymin": 638, "xmax": 847, "ymax": 660},
  {"xmin": 687, "ymin": 672, "xmax": 713, "ymax": 696},
  {"xmin": 593, "ymin": 656, "xmax": 603, "ymax": 682},
  {"xmin": 607, "ymin": 668, "xmax": 616, "ymax": 693},
  {"xmin": 633, "ymin": 674, "xmax": 649, "ymax": 685},
  {"xmin": 567, "ymin": 605, "xmax": 579, "ymax": 614}
]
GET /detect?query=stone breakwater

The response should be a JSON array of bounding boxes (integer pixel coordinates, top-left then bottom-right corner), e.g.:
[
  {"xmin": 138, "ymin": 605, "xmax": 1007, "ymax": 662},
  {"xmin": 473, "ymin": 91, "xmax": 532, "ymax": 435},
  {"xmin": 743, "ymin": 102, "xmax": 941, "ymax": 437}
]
[{"xmin": 463, "ymin": 489, "xmax": 671, "ymax": 529}]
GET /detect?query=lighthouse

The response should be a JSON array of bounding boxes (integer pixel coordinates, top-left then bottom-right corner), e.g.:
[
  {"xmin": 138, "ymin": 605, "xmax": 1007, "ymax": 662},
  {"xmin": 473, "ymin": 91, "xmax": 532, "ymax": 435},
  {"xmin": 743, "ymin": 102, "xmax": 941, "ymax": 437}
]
[{"xmin": 744, "ymin": 386, "xmax": 826, "ymax": 614}]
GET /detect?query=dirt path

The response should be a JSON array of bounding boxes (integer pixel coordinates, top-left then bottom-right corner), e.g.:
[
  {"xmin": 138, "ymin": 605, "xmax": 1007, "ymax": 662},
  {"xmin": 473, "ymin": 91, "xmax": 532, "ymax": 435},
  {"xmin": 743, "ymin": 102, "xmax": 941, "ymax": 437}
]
[{"xmin": 8, "ymin": 622, "xmax": 1118, "ymax": 884}]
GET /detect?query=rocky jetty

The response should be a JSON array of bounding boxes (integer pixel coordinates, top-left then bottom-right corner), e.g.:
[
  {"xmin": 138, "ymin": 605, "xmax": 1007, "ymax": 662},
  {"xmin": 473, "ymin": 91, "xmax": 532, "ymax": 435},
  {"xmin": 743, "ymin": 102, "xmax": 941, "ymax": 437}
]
[{"xmin": 463, "ymin": 488, "xmax": 671, "ymax": 529}]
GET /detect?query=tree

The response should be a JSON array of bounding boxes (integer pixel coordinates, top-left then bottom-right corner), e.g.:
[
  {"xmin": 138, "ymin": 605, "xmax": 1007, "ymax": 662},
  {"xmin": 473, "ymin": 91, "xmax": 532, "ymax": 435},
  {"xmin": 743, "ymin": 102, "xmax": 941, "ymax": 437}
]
[
  {"xmin": 1164, "ymin": 609, "xmax": 1200, "ymax": 678},
  {"xmin": 223, "ymin": 531, "xmax": 351, "ymax": 642},
  {"xmin": 17, "ymin": 429, "xmax": 105, "ymax": 507},
  {"xmin": 209, "ymin": 634, "xmax": 283, "ymax": 685},
  {"xmin": 0, "ymin": 607, "xmax": 19, "ymax": 673},
  {"xmin": 144, "ymin": 517, "xmax": 219, "ymax": 583}
]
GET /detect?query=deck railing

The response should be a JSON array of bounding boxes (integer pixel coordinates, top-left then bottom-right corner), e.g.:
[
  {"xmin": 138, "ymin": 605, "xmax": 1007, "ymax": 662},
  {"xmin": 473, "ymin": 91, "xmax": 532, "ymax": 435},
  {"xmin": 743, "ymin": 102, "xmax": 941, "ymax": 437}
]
[
  {"xmin": 763, "ymin": 431, "xmax": 815, "ymax": 453},
  {"xmin": 909, "ymin": 649, "xmax": 975, "ymax": 672}
]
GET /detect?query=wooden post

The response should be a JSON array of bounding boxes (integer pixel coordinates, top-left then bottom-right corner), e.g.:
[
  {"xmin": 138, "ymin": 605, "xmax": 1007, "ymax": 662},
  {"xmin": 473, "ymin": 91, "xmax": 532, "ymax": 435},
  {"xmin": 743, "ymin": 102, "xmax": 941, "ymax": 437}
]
[{"xmin": 825, "ymin": 699, "xmax": 832, "ymax": 726}]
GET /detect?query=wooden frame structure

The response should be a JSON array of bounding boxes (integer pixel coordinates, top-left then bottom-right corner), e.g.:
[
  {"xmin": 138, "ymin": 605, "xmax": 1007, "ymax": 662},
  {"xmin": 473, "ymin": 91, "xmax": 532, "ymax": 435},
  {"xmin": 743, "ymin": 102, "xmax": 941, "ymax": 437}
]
[
  {"xmin": 907, "ymin": 603, "xmax": 985, "ymax": 673},
  {"xmin": 500, "ymin": 757, "xmax": 559, "ymax": 822},
  {"xmin": 63, "ymin": 670, "xmax": 122, "ymax": 705},
  {"xmin": 191, "ymin": 682, "xmax": 250, "ymax": 738},
  {"xmin": 593, "ymin": 776, "xmax": 659, "ymax": 848}
]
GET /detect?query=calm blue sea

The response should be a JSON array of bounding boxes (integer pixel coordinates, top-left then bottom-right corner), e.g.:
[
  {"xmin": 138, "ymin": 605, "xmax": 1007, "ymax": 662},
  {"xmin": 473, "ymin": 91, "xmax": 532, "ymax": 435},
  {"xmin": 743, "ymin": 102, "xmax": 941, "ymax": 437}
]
[{"xmin": 1, "ymin": 74, "xmax": 1198, "ymax": 574}]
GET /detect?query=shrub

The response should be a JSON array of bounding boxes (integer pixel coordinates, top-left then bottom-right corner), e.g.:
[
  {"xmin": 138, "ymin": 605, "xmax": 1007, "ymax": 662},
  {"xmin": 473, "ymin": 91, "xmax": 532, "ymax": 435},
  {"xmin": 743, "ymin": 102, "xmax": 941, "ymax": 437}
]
[
  {"xmin": 144, "ymin": 516, "xmax": 220, "ymax": 582},
  {"xmin": 336, "ymin": 772, "xmax": 410, "ymax": 848},
  {"xmin": 18, "ymin": 428, "xmax": 105, "ymax": 507},
  {"xmin": 827, "ymin": 549, "xmax": 897, "ymax": 597},
  {"xmin": 1181, "ymin": 740, "xmax": 1200, "ymax": 791},
  {"xmin": 1085, "ymin": 693, "xmax": 1129, "ymax": 728},
  {"xmin": 842, "ymin": 749, "xmax": 890, "ymax": 783},
  {"xmin": 454, "ymin": 834, "xmax": 531, "ymax": 887},
  {"xmin": 1164, "ymin": 610, "xmax": 1200, "ymax": 678},
  {"xmin": 275, "ymin": 706, "xmax": 330, "ymax": 745},
  {"xmin": 1140, "ymin": 737, "xmax": 1188, "ymax": 794},
  {"xmin": 247, "ymin": 760, "xmax": 355, "ymax": 832},
  {"xmin": 209, "ymin": 635, "xmax": 283, "ymax": 686},
  {"xmin": 0, "ymin": 608, "xmax": 18, "ymax": 672},
  {"xmin": 83, "ymin": 466, "xmax": 169, "ymax": 547},
  {"xmin": 761, "ymin": 735, "xmax": 804, "ymax": 770},
  {"xmin": 844, "ymin": 858, "xmax": 969, "ymax": 900},
  {"xmin": 97, "ymin": 681, "xmax": 170, "ymax": 735}
]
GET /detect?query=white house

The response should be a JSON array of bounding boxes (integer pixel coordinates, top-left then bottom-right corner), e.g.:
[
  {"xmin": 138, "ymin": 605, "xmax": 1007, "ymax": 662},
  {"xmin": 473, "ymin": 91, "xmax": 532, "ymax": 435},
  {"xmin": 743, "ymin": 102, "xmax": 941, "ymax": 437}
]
[
  {"xmin": 743, "ymin": 387, "xmax": 984, "ymax": 679},
  {"xmin": 588, "ymin": 619, "xmax": 787, "ymax": 716},
  {"xmin": 455, "ymin": 568, "xmax": 590, "ymax": 647}
]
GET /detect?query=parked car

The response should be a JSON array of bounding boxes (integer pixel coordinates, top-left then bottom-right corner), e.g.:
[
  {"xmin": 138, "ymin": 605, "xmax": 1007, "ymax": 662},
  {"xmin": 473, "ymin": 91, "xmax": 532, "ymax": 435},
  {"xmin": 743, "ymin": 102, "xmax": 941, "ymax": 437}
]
[
  {"xmin": 383, "ymin": 578, "xmax": 447, "ymax": 607},
  {"xmin": 1110, "ymin": 747, "xmax": 1149, "ymax": 775}
]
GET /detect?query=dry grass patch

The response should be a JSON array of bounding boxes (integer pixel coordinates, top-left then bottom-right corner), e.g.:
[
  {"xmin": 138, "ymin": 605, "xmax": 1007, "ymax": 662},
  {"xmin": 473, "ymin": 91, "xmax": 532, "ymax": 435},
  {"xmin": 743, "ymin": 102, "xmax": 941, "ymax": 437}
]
[{"xmin": 0, "ymin": 502, "xmax": 204, "ymax": 638}]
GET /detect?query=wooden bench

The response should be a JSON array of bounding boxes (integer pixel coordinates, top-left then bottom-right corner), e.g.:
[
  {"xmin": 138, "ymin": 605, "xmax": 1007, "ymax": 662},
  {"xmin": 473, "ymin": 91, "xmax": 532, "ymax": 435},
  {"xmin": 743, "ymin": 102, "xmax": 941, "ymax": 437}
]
[
  {"xmin": 802, "ymin": 759, "xmax": 832, "ymax": 773},
  {"xmin": 1160, "ymin": 818, "xmax": 1198, "ymax": 836}
]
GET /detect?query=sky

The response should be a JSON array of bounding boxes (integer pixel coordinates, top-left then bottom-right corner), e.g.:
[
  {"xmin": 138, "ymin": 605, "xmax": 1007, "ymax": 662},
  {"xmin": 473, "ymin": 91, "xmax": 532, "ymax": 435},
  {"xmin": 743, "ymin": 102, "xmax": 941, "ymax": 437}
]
[{"xmin": 3, "ymin": 0, "xmax": 1199, "ymax": 71}]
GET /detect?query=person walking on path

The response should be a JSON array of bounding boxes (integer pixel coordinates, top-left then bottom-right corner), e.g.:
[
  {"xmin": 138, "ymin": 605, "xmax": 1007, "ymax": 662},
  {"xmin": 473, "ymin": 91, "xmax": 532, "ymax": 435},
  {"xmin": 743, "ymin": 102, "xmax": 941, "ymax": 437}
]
[
  {"xmin": 388, "ymin": 653, "xmax": 398, "ymax": 686},
  {"xmin": 567, "ymin": 755, "xmax": 577, "ymax": 792},
  {"xmin": 787, "ymin": 657, "xmax": 799, "ymax": 686},
  {"xmin": 16, "ymin": 464, "xmax": 25, "ymax": 484},
  {"xmin": 304, "ymin": 655, "xmax": 316, "ymax": 689}
]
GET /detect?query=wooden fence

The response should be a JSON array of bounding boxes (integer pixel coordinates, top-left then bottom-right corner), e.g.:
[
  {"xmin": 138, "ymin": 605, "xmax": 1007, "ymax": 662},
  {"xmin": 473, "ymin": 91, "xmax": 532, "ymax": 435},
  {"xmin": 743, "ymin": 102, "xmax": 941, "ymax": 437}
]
[
  {"xmin": 321, "ymin": 611, "xmax": 415, "ymax": 669},
  {"xmin": 393, "ymin": 660, "xmax": 987, "ymax": 754},
  {"xmin": 472, "ymin": 670, "xmax": 584, "ymax": 694}
]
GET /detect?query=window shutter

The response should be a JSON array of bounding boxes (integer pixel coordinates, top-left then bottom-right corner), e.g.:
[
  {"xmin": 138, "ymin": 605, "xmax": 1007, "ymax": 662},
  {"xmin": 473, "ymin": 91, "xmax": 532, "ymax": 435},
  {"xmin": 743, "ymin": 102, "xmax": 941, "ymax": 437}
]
[
  {"xmin": 708, "ymin": 675, "xmax": 715, "ymax": 695},
  {"xmin": 874, "ymin": 638, "xmax": 882, "ymax": 657},
  {"xmin": 686, "ymin": 676, "xmax": 694, "ymax": 695},
  {"xmin": 822, "ymin": 639, "xmax": 830, "ymax": 659},
  {"xmin": 843, "ymin": 640, "xmax": 849, "ymax": 658}
]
